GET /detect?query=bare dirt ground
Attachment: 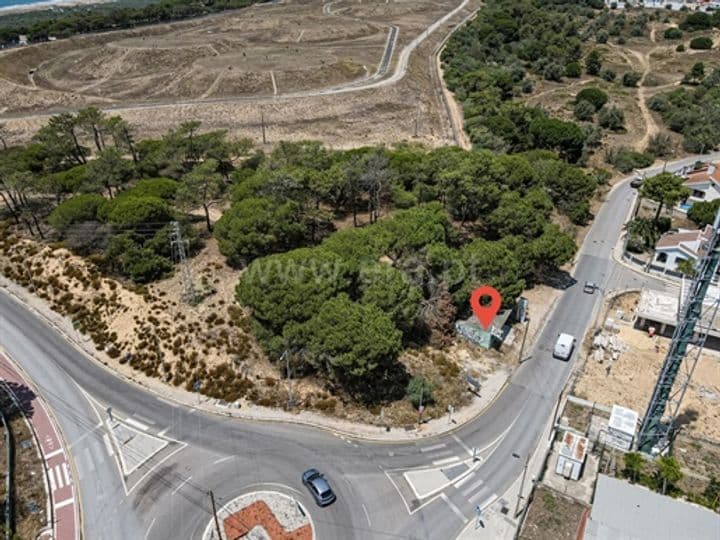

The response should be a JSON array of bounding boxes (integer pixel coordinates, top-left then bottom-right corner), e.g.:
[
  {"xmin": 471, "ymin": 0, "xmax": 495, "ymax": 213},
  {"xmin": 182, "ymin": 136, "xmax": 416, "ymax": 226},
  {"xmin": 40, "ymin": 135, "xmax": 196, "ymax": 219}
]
[
  {"xmin": 0, "ymin": 0, "xmax": 481, "ymax": 148},
  {"xmin": 574, "ymin": 292, "xmax": 720, "ymax": 441},
  {"xmin": 519, "ymin": 486, "xmax": 589, "ymax": 540}
]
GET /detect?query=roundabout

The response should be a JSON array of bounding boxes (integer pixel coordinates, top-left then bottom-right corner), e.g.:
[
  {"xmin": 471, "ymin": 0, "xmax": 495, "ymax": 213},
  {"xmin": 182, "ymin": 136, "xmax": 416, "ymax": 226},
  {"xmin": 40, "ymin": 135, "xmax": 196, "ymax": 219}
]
[{"xmin": 203, "ymin": 489, "xmax": 314, "ymax": 540}]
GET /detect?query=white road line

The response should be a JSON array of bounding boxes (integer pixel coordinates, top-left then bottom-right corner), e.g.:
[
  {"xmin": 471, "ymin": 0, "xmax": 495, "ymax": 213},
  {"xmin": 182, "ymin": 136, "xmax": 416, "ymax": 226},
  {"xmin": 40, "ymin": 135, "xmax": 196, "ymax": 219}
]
[
  {"xmin": 460, "ymin": 476, "xmax": 484, "ymax": 497},
  {"xmin": 134, "ymin": 415, "xmax": 156, "ymax": 426},
  {"xmin": 432, "ymin": 456, "xmax": 460, "ymax": 466},
  {"xmin": 54, "ymin": 497, "xmax": 75, "ymax": 509},
  {"xmin": 102, "ymin": 434, "xmax": 114, "ymax": 457},
  {"xmin": 420, "ymin": 443, "xmax": 446, "ymax": 453},
  {"xmin": 157, "ymin": 428, "xmax": 169, "ymax": 437},
  {"xmin": 478, "ymin": 494, "xmax": 498, "ymax": 511},
  {"xmin": 212, "ymin": 456, "xmax": 234, "ymax": 465},
  {"xmin": 62, "ymin": 462, "xmax": 71, "ymax": 485},
  {"xmin": 440, "ymin": 493, "xmax": 468, "ymax": 522},
  {"xmin": 48, "ymin": 467, "xmax": 56, "ymax": 491},
  {"xmin": 54, "ymin": 465, "xmax": 65, "ymax": 489},
  {"xmin": 454, "ymin": 473, "xmax": 474, "ymax": 489},
  {"xmin": 124, "ymin": 418, "xmax": 150, "ymax": 431},
  {"xmin": 44, "ymin": 448, "xmax": 65, "ymax": 459},
  {"xmin": 172, "ymin": 476, "xmax": 192, "ymax": 495},
  {"xmin": 452, "ymin": 434, "xmax": 473, "ymax": 456},
  {"xmin": 468, "ymin": 487, "xmax": 493, "ymax": 505},
  {"xmin": 361, "ymin": 503, "xmax": 372, "ymax": 527},
  {"xmin": 144, "ymin": 517, "xmax": 156, "ymax": 540}
]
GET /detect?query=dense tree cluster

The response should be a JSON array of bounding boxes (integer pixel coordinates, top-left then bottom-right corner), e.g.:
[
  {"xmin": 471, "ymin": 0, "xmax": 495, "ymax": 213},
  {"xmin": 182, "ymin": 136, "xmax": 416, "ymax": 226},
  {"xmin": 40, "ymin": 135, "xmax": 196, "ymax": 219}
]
[
  {"xmin": 0, "ymin": 0, "xmax": 261, "ymax": 46},
  {"xmin": 231, "ymin": 141, "xmax": 583, "ymax": 394}
]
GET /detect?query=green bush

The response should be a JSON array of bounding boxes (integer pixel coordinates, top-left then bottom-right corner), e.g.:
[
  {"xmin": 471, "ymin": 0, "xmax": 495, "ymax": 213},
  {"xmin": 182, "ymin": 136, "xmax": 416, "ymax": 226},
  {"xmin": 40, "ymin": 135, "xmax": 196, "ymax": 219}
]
[
  {"xmin": 606, "ymin": 147, "xmax": 654, "ymax": 173},
  {"xmin": 48, "ymin": 193, "xmax": 105, "ymax": 231},
  {"xmin": 689, "ymin": 36, "xmax": 713, "ymax": 50},
  {"xmin": 598, "ymin": 105, "xmax": 626, "ymax": 131},
  {"xmin": 121, "ymin": 248, "xmax": 172, "ymax": 283},
  {"xmin": 565, "ymin": 62, "xmax": 582, "ymax": 78},
  {"xmin": 600, "ymin": 69, "xmax": 617, "ymax": 82},
  {"xmin": 622, "ymin": 71, "xmax": 642, "ymax": 87},
  {"xmin": 98, "ymin": 195, "xmax": 173, "ymax": 227},
  {"xmin": 663, "ymin": 27, "xmax": 683, "ymax": 40},
  {"xmin": 576, "ymin": 87, "xmax": 609, "ymax": 110},
  {"xmin": 117, "ymin": 178, "xmax": 179, "ymax": 200},
  {"xmin": 406, "ymin": 376, "xmax": 433, "ymax": 409}
]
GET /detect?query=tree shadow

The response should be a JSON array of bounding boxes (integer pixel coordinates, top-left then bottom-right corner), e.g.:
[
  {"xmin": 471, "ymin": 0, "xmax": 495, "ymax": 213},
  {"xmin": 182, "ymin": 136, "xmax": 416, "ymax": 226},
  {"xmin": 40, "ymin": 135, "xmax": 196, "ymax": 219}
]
[
  {"xmin": 0, "ymin": 381, "xmax": 36, "ymax": 422},
  {"xmin": 675, "ymin": 408, "xmax": 699, "ymax": 429},
  {"xmin": 535, "ymin": 269, "xmax": 577, "ymax": 290}
]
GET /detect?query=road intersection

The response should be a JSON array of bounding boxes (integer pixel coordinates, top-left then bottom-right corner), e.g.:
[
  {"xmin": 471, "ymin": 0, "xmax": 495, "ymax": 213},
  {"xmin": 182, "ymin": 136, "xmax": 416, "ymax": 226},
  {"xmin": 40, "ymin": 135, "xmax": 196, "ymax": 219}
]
[{"xmin": 2, "ymin": 154, "xmax": 715, "ymax": 539}]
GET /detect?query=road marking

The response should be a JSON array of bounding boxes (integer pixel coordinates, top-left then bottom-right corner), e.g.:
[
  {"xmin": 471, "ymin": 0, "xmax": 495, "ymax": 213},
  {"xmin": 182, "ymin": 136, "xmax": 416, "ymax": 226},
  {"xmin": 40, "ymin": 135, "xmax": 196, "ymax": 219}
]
[
  {"xmin": 460, "ymin": 476, "xmax": 484, "ymax": 497},
  {"xmin": 172, "ymin": 476, "xmax": 193, "ymax": 495},
  {"xmin": 270, "ymin": 71, "xmax": 278, "ymax": 95},
  {"xmin": 454, "ymin": 473, "xmax": 474, "ymax": 489},
  {"xmin": 45, "ymin": 448, "xmax": 65, "ymax": 459},
  {"xmin": 477, "ymin": 494, "xmax": 498, "ymax": 511},
  {"xmin": 48, "ymin": 466, "xmax": 56, "ymax": 491},
  {"xmin": 468, "ymin": 486, "xmax": 491, "ymax": 504},
  {"xmin": 157, "ymin": 428, "xmax": 169, "ymax": 437},
  {"xmin": 296, "ymin": 29, "xmax": 305, "ymax": 42},
  {"xmin": 420, "ymin": 443, "xmax": 446, "ymax": 453},
  {"xmin": 361, "ymin": 503, "xmax": 372, "ymax": 527},
  {"xmin": 55, "ymin": 497, "xmax": 75, "ymax": 509},
  {"xmin": 144, "ymin": 518, "xmax": 156, "ymax": 540},
  {"xmin": 452, "ymin": 434, "xmax": 473, "ymax": 457},
  {"xmin": 156, "ymin": 396, "xmax": 175, "ymax": 406},
  {"xmin": 440, "ymin": 493, "xmax": 468, "ymax": 522},
  {"xmin": 125, "ymin": 418, "xmax": 150, "ymax": 431},
  {"xmin": 53, "ymin": 464, "xmax": 65, "ymax": 489},
  {"xmin": 134, "ymin": 414, "xmax": 156, "ymax": 426},
  {"xmin": 62, "ymin": 462, "xmax": 71, "ymax": 485},
  {"xmin": 102, "ymin": 434, "xmax": 114, "ymax": 457},
  {"xmin": 213, "ymin": 456, "xmax": 234, "ymax": 465},
  {"xmin": 432, "ymin": 456, "xmax": 460, "ymax": 466}
]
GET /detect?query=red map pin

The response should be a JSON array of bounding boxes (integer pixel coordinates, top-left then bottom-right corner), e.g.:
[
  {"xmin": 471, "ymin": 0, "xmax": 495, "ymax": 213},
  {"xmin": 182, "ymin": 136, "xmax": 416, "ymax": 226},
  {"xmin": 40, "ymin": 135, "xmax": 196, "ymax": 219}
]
[{"xmin": 470, "ymin": 286, "xmax": 502, "ymax": 330}]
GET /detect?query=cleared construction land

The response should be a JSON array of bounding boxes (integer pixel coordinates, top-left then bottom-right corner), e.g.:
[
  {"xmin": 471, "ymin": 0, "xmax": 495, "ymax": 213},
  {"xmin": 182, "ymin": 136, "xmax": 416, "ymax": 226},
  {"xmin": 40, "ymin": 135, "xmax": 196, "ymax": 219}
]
[{"xmin": 0, "ymin": 0, "xmax": 480, "ymax": 147}]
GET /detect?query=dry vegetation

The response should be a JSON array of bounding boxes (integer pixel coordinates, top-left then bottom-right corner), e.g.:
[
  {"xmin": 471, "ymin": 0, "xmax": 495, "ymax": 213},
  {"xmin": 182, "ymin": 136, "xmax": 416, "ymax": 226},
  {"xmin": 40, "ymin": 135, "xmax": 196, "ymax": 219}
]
[
  {"xmin": 519, "ymin": 486, "xmax": 588, "ymax": 540},
  {"xmin": 0, "ymin": 0, "xmax": 479, "ymax": 148},
  {"xmin": 574, "ymin": 292, "xmax": 720, "ymax": 441}
]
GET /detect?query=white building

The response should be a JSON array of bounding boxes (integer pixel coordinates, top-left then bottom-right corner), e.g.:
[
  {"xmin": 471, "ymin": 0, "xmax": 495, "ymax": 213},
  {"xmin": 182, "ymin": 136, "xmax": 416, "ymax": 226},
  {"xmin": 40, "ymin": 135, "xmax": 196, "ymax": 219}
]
[
  {"xmin": 680, "ymin": 163, "xmax": 720, "ymax": 211},
  {"xmin": 652, "ymin": 225, "xmax": 713, "ymax": 272}
]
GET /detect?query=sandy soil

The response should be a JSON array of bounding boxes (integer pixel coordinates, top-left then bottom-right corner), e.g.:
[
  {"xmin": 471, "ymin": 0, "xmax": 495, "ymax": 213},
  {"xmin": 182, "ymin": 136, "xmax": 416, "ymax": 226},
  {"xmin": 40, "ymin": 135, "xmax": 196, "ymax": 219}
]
[
  {"xmin": 0, "ymin": 0, "xmax": 112, "ymax": 15},
  {"xmin": 574, "ymin": 293, "xmax": 720, "ymax": 441},
  {"xmin": 0, "ymin": 0, "xmax": 477, "ymax": 149}
]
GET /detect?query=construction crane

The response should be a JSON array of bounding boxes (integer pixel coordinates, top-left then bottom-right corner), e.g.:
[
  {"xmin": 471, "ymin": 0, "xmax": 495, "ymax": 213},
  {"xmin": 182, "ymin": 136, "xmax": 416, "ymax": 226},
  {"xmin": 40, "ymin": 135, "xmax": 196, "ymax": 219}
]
[{"xmin": 637, "ymin": 210, "xmax": 720, "ymax": 454}]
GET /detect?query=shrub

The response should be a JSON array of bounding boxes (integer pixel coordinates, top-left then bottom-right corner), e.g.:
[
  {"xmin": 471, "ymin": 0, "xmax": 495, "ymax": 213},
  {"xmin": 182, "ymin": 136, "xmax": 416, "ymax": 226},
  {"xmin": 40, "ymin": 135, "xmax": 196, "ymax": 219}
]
[
  {"xmin": 48, "ymin": 194, "xmax": 105, "ymax": 231},
  {"xmin": 406, "ymin": 376, "xmax": 433, "ymax": 409},
  {"xmin": 598, "ymin": 105, "xmax": 626, "ymax": 131},
  {"xmin": 600, "ymin": 69, "xmax": 617, "ymax": 82},
  {"xmin": 117, "ymin": 178, "xmax": 179, "ymax": 200},
  {"xmin": 689, "ymin": 36, "xmax": 713, "ymax": 50},
  {"xmin": 605, "ymin": 146, "xmax": 654, "ymax": 173},
  {"xmin": 565, "ymin": 62, "xmax": 582, "ymax": 78},
  {"xmin": 676, "ymin": 44, "xmax": 685, "ymax": 52},
  {"xmin": 576, "ymin": 87, "xmax": 609, "ymax": 110},
  {"xmin": 646, "ymin": 133, "xmax": 673, "ymax": 157},
  {"xmin": 574, "ymin": 100, "xmax": 596, "ymax": 121},
  {"xmin": 622, "ymin": 71, "xmax": 642, "ymax": 87},
  {"xmin": 663, "ymin": 27, "xmax": 683, "ymax": 40}
]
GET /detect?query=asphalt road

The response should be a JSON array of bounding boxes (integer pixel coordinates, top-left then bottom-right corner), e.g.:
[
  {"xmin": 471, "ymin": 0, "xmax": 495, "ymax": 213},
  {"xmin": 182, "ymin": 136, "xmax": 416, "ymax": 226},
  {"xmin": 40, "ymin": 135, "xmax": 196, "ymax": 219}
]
[{"xmin": 1, "ymin": 154, "xmax": 718, "ymax": 540}]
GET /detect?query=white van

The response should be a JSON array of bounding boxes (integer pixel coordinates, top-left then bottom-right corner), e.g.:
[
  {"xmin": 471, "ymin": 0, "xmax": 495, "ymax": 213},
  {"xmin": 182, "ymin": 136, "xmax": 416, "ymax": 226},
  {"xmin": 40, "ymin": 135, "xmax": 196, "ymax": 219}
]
[{"xmin": 553, "ymin": 333, "xmax": 576, "ymax": 360}]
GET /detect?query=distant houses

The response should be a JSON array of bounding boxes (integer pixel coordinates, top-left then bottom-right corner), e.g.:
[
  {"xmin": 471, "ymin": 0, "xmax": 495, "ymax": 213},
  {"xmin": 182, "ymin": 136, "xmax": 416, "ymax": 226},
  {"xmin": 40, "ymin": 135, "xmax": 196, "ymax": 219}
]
[{"xmin": 678, "ymin": 162, "xmax": 720, "ymax": 212}]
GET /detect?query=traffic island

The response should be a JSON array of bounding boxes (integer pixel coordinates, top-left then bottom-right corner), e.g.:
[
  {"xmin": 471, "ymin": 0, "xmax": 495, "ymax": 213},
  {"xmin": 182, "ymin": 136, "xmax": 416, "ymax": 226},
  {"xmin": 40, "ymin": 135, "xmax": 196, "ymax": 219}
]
[{"xmin": 203, "ymin": 490, "xmax": 314, "ymax": 540}]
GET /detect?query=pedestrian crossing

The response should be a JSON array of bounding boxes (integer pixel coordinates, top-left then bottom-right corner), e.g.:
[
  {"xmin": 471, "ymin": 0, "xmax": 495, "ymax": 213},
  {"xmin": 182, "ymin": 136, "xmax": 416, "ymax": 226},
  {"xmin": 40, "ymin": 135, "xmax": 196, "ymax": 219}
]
[{"xmin": 47, "ymin": 463, "xmax": 72, "ymax": 491}]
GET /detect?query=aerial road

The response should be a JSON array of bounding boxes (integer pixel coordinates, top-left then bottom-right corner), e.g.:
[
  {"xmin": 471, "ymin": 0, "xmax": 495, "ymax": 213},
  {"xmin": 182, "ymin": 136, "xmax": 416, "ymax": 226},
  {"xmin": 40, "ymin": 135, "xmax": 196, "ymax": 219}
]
[{"xmin": 2, "ymin": 153, "xmax": 715, "ymax": 539}]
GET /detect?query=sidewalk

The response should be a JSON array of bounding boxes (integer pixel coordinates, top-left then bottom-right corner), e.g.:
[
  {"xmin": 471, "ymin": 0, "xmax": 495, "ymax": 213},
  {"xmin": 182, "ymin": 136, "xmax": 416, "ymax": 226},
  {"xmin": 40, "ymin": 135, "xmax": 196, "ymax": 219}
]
[
  {"xmin": 0, "ymin": 274, "xmax": 511, "ymax": 442},
  {"xmin": 0, "ymin": 351, "xmax": 80, "ymax": 540}
]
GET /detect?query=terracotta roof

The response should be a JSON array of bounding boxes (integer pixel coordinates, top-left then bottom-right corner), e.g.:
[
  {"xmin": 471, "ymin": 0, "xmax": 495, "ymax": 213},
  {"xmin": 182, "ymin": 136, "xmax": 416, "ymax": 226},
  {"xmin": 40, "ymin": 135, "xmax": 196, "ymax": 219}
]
[
  {"xmin": 683, "ymin": 163, "xmax": 720, "ymax": 186},
  {"xmin": 656, "ymin": 225, "xmax": 713, "ymax": 254}
]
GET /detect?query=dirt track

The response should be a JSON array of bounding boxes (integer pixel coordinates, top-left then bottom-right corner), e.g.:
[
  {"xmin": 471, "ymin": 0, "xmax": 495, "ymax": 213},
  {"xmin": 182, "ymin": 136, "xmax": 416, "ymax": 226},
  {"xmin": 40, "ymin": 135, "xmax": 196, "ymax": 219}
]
[{"xmin": 0, "ymin": 0, "xmax": 480, "ymax": 148}]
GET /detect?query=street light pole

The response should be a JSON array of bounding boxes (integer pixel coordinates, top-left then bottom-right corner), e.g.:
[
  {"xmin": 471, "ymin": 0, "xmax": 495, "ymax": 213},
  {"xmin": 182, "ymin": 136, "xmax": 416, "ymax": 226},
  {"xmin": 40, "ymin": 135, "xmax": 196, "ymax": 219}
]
[
  {"xmin": 518, "ymin": 321, "xmax": 530, "ymax": 363},
  {"xmin": 514, "ymin": 453, "xmax": 531, "ymax": 518},
  {"xmin": 209, "ymin": 490, "xmax": 222, "ymax": 539}
]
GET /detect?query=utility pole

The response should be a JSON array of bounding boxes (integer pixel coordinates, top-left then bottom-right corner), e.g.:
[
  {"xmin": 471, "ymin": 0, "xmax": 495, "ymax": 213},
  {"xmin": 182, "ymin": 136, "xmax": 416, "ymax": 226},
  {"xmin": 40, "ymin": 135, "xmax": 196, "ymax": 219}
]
[
  {"xmin": 282, "ymin": 350, "xmax": 293, "ymax": 410},
  {"xmin": 169, "ymin": 221, "xmax": 197, "ymax": 304},
  {"xmin": 209, "ymin": 490, "xmax": 222, "ymax": 540},
  {"xmin": 514, "ymin": 453, "xmax": 531, "ymax": 518},
  {"xmin": 261, "ymin": 112, "xmax": 267, "ymax": 145},
  {"xmin": 414, "ymin": 114, "xmax": 419, "ymax": 138}
]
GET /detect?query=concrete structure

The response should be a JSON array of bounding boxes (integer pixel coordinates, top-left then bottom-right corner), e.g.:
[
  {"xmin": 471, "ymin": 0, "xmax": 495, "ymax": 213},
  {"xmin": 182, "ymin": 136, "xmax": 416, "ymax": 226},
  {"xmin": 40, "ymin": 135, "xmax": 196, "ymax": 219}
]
[
  {"xmin": 652, "ymin": 225, "xmax": 713, "ymax": 273},
  {"xmin": 608, "ymin": 0, "xmax": 720, "ymax": 9},
  {"xmin": 606, "ymin": 405, "xmax": 638, "ymax": 451},
  {"xmin": 455, "ymin": 310, "xmax": 511, "ymax": 349},
  {"xmin": 554, "ymin": 431, "xmax": 588, "ymax": 481},
  {"xmin": 583, "ymin": 474, "xmax": 720, "ymax": 540}
]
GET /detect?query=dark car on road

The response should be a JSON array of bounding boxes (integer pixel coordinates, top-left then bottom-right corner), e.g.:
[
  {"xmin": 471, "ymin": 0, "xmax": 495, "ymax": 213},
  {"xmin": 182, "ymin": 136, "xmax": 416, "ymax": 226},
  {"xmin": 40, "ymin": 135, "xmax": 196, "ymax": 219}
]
[
  {"xmin": 302, "ymin": 469, "xmax": 336, "ymax": 506},
  {"xmin": 630, "ymin": 176, "xmax": 643, "ymax": 188}
]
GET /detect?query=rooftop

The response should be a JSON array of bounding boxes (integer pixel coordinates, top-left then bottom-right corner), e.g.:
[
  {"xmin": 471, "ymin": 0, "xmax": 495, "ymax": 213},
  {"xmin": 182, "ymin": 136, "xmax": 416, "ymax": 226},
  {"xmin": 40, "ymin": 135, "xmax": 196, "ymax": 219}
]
[{"xmin": 584, "ymin": 474, "xmax": 720, "ymax": 540}]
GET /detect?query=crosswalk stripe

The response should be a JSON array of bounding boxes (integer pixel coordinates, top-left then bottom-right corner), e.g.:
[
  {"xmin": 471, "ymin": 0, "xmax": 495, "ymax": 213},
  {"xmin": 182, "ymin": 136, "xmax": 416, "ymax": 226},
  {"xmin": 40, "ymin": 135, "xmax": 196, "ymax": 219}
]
[
  {"xmin": 468, "ymin": 486, "xmax": 491, "ymax": 504},
  {"xmin": 62, "ymin": 463, "xmax": 71, "ymax": 485},
  {"xmin": 460, "ymin": 476, "xmax": 484, "ymax": 496},
  {"xmin": 48, "ymin": 467, "xmax": 56, "ymax": 491},
  {"xmin": 54, "ymin": 465, "xmax": 65, "ymax": 489}
]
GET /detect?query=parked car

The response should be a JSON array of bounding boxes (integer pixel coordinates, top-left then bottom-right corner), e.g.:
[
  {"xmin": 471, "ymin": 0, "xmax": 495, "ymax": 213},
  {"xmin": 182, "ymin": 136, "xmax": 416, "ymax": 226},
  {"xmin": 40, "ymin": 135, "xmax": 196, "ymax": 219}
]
[
  {"xmin": 302, "ymin": 469, "xmax": 336, "ymax": 506},
  {"xmin": 583, "ymin": 281, "xmax": 598, "ymax": 294},
  {"xmin": 553, "ymin": 333, "xmax": 576, "ymax": 361}
]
